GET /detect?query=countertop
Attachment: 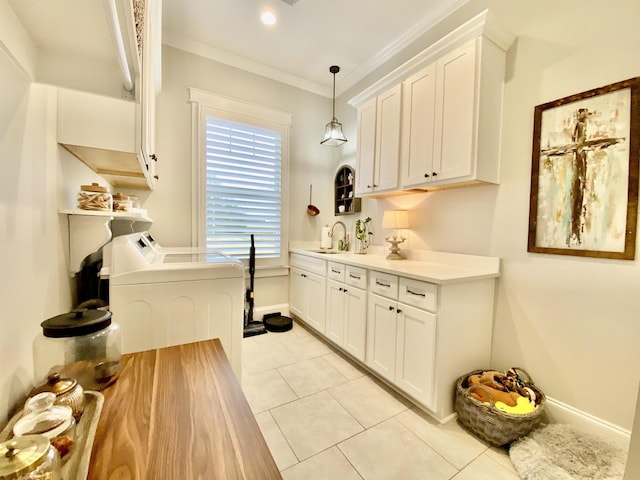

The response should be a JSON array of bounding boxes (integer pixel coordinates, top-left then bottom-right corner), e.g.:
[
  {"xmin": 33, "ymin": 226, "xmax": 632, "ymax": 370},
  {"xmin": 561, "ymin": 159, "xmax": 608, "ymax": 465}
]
[
  {"xmin": 289, "ymin": 245, "xmax": 500, "ymax": 284},
  {"xmin": 88, "ymin": 339, "xmax": 281, "ymax": 480}
]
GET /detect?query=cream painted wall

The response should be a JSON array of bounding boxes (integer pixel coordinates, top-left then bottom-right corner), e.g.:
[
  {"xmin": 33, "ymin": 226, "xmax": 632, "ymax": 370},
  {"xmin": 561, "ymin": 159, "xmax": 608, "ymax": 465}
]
[
  {"xmin": 0, "ymin": 0, "xmax": 112, "ymax": 423},
  {"xmin": 146, "ymin": 46, "xmax": 340, "ymax": 308},
  {"xmin": 335, "ymin": 1, "xmax": 640, "ymax": 432},
  {"xmin": 0, "ymin": 67, "xmax": 73, "ymax": 425}
]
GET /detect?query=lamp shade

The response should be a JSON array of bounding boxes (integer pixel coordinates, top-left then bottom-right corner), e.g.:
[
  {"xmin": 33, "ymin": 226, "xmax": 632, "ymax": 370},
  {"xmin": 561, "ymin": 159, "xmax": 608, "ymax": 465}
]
[
  {"xmin": 321, "ymin": 65, "xmax": 347, "ymax": 146},
  {"xmin": 321, "ymin": 119, "xmax": 348, "ymax": 146},
  {"xmin": 382, "ymin": 210, "xmax": 409, "ymax": 229}
]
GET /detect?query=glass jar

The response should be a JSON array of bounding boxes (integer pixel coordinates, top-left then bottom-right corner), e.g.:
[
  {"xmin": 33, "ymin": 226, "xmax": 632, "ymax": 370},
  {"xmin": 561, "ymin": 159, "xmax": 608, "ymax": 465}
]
[
  {"xmin": 33, "ymin": 309, "xmax": 121, "ymax": 391},
  {"xmin": 0, "ymin": 435, "xmax": 61, "ymax": 480},
  {"xmin": 29, "ymin": 375, "xmax": 84, "ymax": 420},
  {"xmin": 13, "ymin": 392, "xmax": 76, "ymax": 441},
  {"xmin": 112, "ymin": 193, "xmax": 132, "ymax": 212},
  {"xmin": 77, "ymin": 182, "xmax": 112, "ymax": 211}
]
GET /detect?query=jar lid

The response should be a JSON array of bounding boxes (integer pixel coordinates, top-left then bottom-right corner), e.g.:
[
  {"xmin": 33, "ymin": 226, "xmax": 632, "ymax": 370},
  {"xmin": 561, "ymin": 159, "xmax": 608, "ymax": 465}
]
[
  {"xmin": 80, "ymin": 182, "xmax": 108, "ymax": 193},
  {"xmin": 13, "ymin": 404, "xmax": 72, "ymax": 437},
  {"xmin": 0, "ymin": 435, "xmax": 50, "ymax": 478},
  {"xmin": 41, "ymin": 308, "xmax": 111, "ymax": 338},
  {"xmin": 32, "ymin": 373, "xmax": 78, "ymax": 397},
  {"xmin": 113, "ymin": 193, "xmax": 129, "ymax": 200}
]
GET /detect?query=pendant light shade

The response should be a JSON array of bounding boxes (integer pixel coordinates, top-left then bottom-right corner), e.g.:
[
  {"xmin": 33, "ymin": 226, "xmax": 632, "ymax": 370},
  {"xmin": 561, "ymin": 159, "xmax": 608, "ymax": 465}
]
[{"xmin": 321, "ymin": 65, "xmax": 347, "ymax": 146}]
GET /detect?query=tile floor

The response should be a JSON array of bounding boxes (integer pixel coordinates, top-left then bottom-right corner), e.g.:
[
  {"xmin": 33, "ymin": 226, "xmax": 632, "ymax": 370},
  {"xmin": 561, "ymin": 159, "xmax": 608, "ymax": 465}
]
[{"xmin": 241, "ymin": 320, "xmax": 521, "ymax": 479}]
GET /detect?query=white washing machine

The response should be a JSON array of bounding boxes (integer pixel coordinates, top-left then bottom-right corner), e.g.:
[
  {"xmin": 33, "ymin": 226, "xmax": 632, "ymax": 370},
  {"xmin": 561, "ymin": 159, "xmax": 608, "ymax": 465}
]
[{"xmin": 104, "ymin": 232, "xmax": 245, "ymax": 378}]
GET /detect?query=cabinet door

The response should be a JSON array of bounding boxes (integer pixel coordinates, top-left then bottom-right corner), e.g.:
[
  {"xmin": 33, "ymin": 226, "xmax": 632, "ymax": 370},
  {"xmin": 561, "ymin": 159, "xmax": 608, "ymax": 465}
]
[
  {"xmin": 305, "ymin": 272, "xmax": 326, "ymax": 333},
  {"xmin": 366, "ymin": 294, "xmax": 397, "ymax": 382},
  {"xmin": 355, "ymin": 98, "xmax": 377, "ymax": 195},
  {"xmin": 344, "ymin": 286, "xmax": 367, "ymax": 362},
  {"xmin": 432, "ymin": 39, "xmax": 476, "ymax": 182},
  {"xmin": 139, "ymin": 0, "xmax": 162, "ymax": 187},
  {"xmin": 373, "ymin": 84, "xmax": 402, "ymax": 193},
  {"xmin": 289, "ymin": 267, "xmax": 305, "ymax": 318},
  {"xmin": 395, "ymin": 303, "xmax": 436, "ymax": 409},
  {"xmin": 400, "ymin": 62, "xmax": 437, "ymax": 188},
  {"xmin": 326, "ymin": 280, "xmax": 346, "ymax": 346}
]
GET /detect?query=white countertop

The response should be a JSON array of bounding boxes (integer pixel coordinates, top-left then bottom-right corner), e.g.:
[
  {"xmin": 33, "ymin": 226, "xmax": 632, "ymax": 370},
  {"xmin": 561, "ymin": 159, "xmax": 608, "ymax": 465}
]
[{"xmin": 289, "ymin": 244, "xmax": 500, "ymax": 285}]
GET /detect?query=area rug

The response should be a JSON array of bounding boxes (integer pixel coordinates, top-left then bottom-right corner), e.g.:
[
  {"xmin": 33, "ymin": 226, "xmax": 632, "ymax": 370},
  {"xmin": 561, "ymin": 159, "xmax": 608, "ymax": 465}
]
[{"xmin": 509, "ymin": 424, "xmax": 627, "ymax": 480}]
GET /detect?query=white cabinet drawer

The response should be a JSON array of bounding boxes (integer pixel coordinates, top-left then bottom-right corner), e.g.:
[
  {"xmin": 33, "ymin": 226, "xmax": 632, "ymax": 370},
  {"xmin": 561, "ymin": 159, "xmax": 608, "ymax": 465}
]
[
  {"xmin": 345, "ymin": 265, "xmax": 367, "ymax": 289},
  {"xmin": 399, "ymin": 277, "xmax": 437, "ymax": 312},
  {"xmin": 327, "ymin": 262, "xmax": 345, "ymax": 282},
  {"xmin": 369, "ymin": 271, "xmax": 398, "ymax": 299},
  {"xmin": 290, "ymin": 253, "xmax": 326, "ymax": 276}
]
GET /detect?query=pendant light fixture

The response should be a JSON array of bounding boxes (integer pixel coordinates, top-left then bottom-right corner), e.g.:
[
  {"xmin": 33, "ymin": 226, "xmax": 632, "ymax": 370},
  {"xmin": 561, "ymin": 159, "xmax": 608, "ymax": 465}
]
[{"xmin": 320, "ymin": 65, "xmax": 348, "ymax": 146}]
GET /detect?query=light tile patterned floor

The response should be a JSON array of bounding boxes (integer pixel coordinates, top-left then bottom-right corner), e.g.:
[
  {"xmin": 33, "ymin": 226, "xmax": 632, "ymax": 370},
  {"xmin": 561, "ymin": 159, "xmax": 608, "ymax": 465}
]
[{"xmin": 241, "ymin": 320, "xmax": 521, "ymax": 479}]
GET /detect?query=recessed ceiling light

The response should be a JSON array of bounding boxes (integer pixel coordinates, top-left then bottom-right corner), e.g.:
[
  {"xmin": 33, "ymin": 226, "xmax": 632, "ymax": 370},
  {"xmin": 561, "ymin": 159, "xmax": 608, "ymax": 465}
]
[{"xmin": 261, "ymin": 11, "xmax": 276, "ymax": 26}]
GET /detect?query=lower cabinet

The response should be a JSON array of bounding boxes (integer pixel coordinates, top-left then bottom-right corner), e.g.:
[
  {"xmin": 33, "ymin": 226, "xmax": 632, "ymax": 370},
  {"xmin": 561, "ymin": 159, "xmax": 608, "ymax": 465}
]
[
  {"xmin": 289, "ymin": 253, "xmax": 496, "ymax": 422},
  {"xmin": 289, "ymin": 266, "xmax": 326, "ymax": 333},
  {"xmin": 395, "ymin": 303, "xmax": 436, "ymax": 410},
  {"xmin": 366, "ymin": 293, "xmax": 436, "ymax": 410},
  {"xmin": 366, "ymin": 293, "xmax": 398, "ymax": 381},
  {"xmin": 326, "ymin": 279, "xmax": 367, "ymax": 361}
]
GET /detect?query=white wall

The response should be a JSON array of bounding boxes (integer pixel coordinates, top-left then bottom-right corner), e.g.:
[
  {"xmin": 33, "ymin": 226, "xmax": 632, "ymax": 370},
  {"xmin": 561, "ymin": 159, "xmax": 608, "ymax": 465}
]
[
  {"xmin": 0, "ymin": 56, "xmax": 73, "ymax": 424},
  {"xmin": 0, "ymin": 0, "xmax": 112, "ymax": 424},
  {"xmin": 146, "ymin": 46, "xmax": 341, "ymax": 309},
  {"xmin": 337, "ymin": 1, "xmax": 640, "ymax": 433}
]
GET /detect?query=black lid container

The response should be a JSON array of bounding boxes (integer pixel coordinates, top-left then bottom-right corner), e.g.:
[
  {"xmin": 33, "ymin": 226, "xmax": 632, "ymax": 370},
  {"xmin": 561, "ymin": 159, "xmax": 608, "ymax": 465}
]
[{"xmin": 33, "ymin": 309, "xmax": 121, "ymax": 391}]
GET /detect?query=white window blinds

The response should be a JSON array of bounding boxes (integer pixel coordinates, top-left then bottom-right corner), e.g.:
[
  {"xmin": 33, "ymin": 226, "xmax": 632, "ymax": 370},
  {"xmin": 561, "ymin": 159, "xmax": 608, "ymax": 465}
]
[{"xmin": 205, "ymin": 116, "xmax": 282, "ymax": 259}]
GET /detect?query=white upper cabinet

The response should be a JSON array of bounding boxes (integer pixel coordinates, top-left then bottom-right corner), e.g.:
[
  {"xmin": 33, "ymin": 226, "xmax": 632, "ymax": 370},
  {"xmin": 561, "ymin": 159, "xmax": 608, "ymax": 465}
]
[
  {"xmin": 399, "ymin": 62, "xmax": 438, "ymax": 187},
  {"xmin": 349, "ymin": 10, "xmax": 514, "ymax": 196},
  {"xmin": 355, "ymin": 84, "xmax": 402, "ymax": 197},
  {"xmin": 139, "ymin": 0, "xmax": 163, "ymax": 187},
  {"xmin": 401, "ymin": 37, "xmax": 503, "ymax": 190},
  {"xmin": 56, "ymin": 0, "xmax": 162, "ymax": 190}
]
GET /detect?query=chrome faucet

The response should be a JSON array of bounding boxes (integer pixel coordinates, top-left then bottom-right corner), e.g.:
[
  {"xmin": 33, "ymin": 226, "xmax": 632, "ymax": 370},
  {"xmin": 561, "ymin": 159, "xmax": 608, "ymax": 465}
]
[{"xmin": 329, "ymin": 221, "xmax": 349, "ymax": 251}]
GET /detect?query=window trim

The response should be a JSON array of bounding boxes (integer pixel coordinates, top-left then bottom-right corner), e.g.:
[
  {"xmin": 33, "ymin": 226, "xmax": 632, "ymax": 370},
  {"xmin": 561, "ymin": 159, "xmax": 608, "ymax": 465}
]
[{"xmin": 189, "ymin": 87, "xmax": 291, "ymax": 268}]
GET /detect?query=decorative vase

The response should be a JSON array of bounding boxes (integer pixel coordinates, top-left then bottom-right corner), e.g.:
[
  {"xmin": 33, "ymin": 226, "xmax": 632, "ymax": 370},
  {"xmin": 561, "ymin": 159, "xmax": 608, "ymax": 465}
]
[
  {"xmin": 355, "ymin": 238, "xmax": 367, "ymax": 254},
  {"xmin": 354, "ymin": 217, "xmax": 373, "ymax": 254}
]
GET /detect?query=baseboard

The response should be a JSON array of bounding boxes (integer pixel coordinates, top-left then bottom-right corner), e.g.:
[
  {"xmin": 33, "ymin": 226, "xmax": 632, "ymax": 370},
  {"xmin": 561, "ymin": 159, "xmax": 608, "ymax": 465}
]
[
  {"xmin": 544, "ymin": 396, "xmax": 631, "ymax": 449},
  {"xmin": 253, "ymin": 304, "xmax": 290, "ymax": 321}
]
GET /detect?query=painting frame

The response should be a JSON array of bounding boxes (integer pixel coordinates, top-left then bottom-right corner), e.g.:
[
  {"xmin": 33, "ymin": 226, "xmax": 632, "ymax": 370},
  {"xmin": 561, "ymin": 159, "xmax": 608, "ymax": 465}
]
[{"xmin": 527, "ymin": 77, "xmax": 640, "ymax": 260}]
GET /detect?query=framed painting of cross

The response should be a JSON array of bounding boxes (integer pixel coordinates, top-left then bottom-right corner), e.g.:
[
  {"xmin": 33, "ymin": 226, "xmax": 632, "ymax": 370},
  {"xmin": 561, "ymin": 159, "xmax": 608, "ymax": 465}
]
[{"xmin": 528, "ymin": 77, "xmax": 640, "ymax": 260}]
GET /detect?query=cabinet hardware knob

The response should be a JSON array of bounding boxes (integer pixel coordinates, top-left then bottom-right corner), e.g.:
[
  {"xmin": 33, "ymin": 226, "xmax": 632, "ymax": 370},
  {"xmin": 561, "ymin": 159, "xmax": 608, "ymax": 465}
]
[
  {"xmin": 339, "ymin": 287, "xmax": 343, "ymax": 292},
  {"xmin": 397, "ymin": 309, "xmax": 402, "ymax": 314},
  {"xmin": 344, "ymin": 289, "xmax": 348, "ymax": 293},
  {"xmin": 424, "ymin": 173, "xmax": 429, "ymax": 178},
  {"xmin": 367, "ymin": 185, "xmax": 372, "ymax": 188},
  {"xmin": 432, "ymin": 172, "xmax": 438, "ymax": 177},
  {"xmin": 150, "ymin": 154, "xmax": 158, "ymax": 161},
  {"xmin": 153, "ymin": 175, "xmax": 159, "ymax": 180},
  {"xmin": 388, "ymin": 306, "xmax": 394, "ymax": 311}
]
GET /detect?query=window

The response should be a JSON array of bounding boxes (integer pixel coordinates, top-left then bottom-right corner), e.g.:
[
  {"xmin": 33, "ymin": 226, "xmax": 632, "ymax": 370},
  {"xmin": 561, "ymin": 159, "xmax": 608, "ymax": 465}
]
[
  {"xmin": 189, "ymin": 88, "xmax": 291, "ymax": 266},
  {"xmin": 204, "ymin": 117, "xmax": 282, "ymax": 258}
]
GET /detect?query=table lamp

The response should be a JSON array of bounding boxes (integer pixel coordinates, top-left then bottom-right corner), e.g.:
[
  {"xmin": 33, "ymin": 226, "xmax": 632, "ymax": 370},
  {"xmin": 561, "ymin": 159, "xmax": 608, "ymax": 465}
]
[{"xmin": 382, "ymin": 210, "xmax": 409, "ymax": 260}]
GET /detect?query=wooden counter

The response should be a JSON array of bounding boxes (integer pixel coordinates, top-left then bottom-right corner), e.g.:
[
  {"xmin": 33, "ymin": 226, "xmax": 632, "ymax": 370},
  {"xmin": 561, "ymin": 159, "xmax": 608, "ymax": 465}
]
[{"xmin": 88, "ymin": 339, "xmax": 282, "ymax": 479}]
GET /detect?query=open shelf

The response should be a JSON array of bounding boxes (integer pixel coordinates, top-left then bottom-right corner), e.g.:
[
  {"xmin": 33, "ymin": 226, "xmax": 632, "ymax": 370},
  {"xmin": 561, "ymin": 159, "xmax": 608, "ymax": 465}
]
[{"xmin": 334, "ymin": 166, "xmax": 361, "ymax": 215}]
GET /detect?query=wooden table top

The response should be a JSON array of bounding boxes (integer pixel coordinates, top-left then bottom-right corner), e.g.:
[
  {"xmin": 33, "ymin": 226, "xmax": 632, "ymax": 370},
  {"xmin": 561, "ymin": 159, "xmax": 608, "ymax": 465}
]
[{"xmin": 88, "ymin": 339, "xmax": 282, "ymax": 479}]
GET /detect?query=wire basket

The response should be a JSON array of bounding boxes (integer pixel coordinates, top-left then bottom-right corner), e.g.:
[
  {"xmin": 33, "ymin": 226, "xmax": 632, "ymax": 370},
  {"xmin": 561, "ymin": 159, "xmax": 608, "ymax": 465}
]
[{"xmin": 455, "ymin": 368, "xmax": 546, "ymax": 447}]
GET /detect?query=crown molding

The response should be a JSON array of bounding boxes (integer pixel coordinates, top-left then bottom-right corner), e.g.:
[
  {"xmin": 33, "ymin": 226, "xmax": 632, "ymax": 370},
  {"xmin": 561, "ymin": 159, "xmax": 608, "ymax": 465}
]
[{"xmin": 348, "ymin": 9, "xmax": 516, "ymax": 108}]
